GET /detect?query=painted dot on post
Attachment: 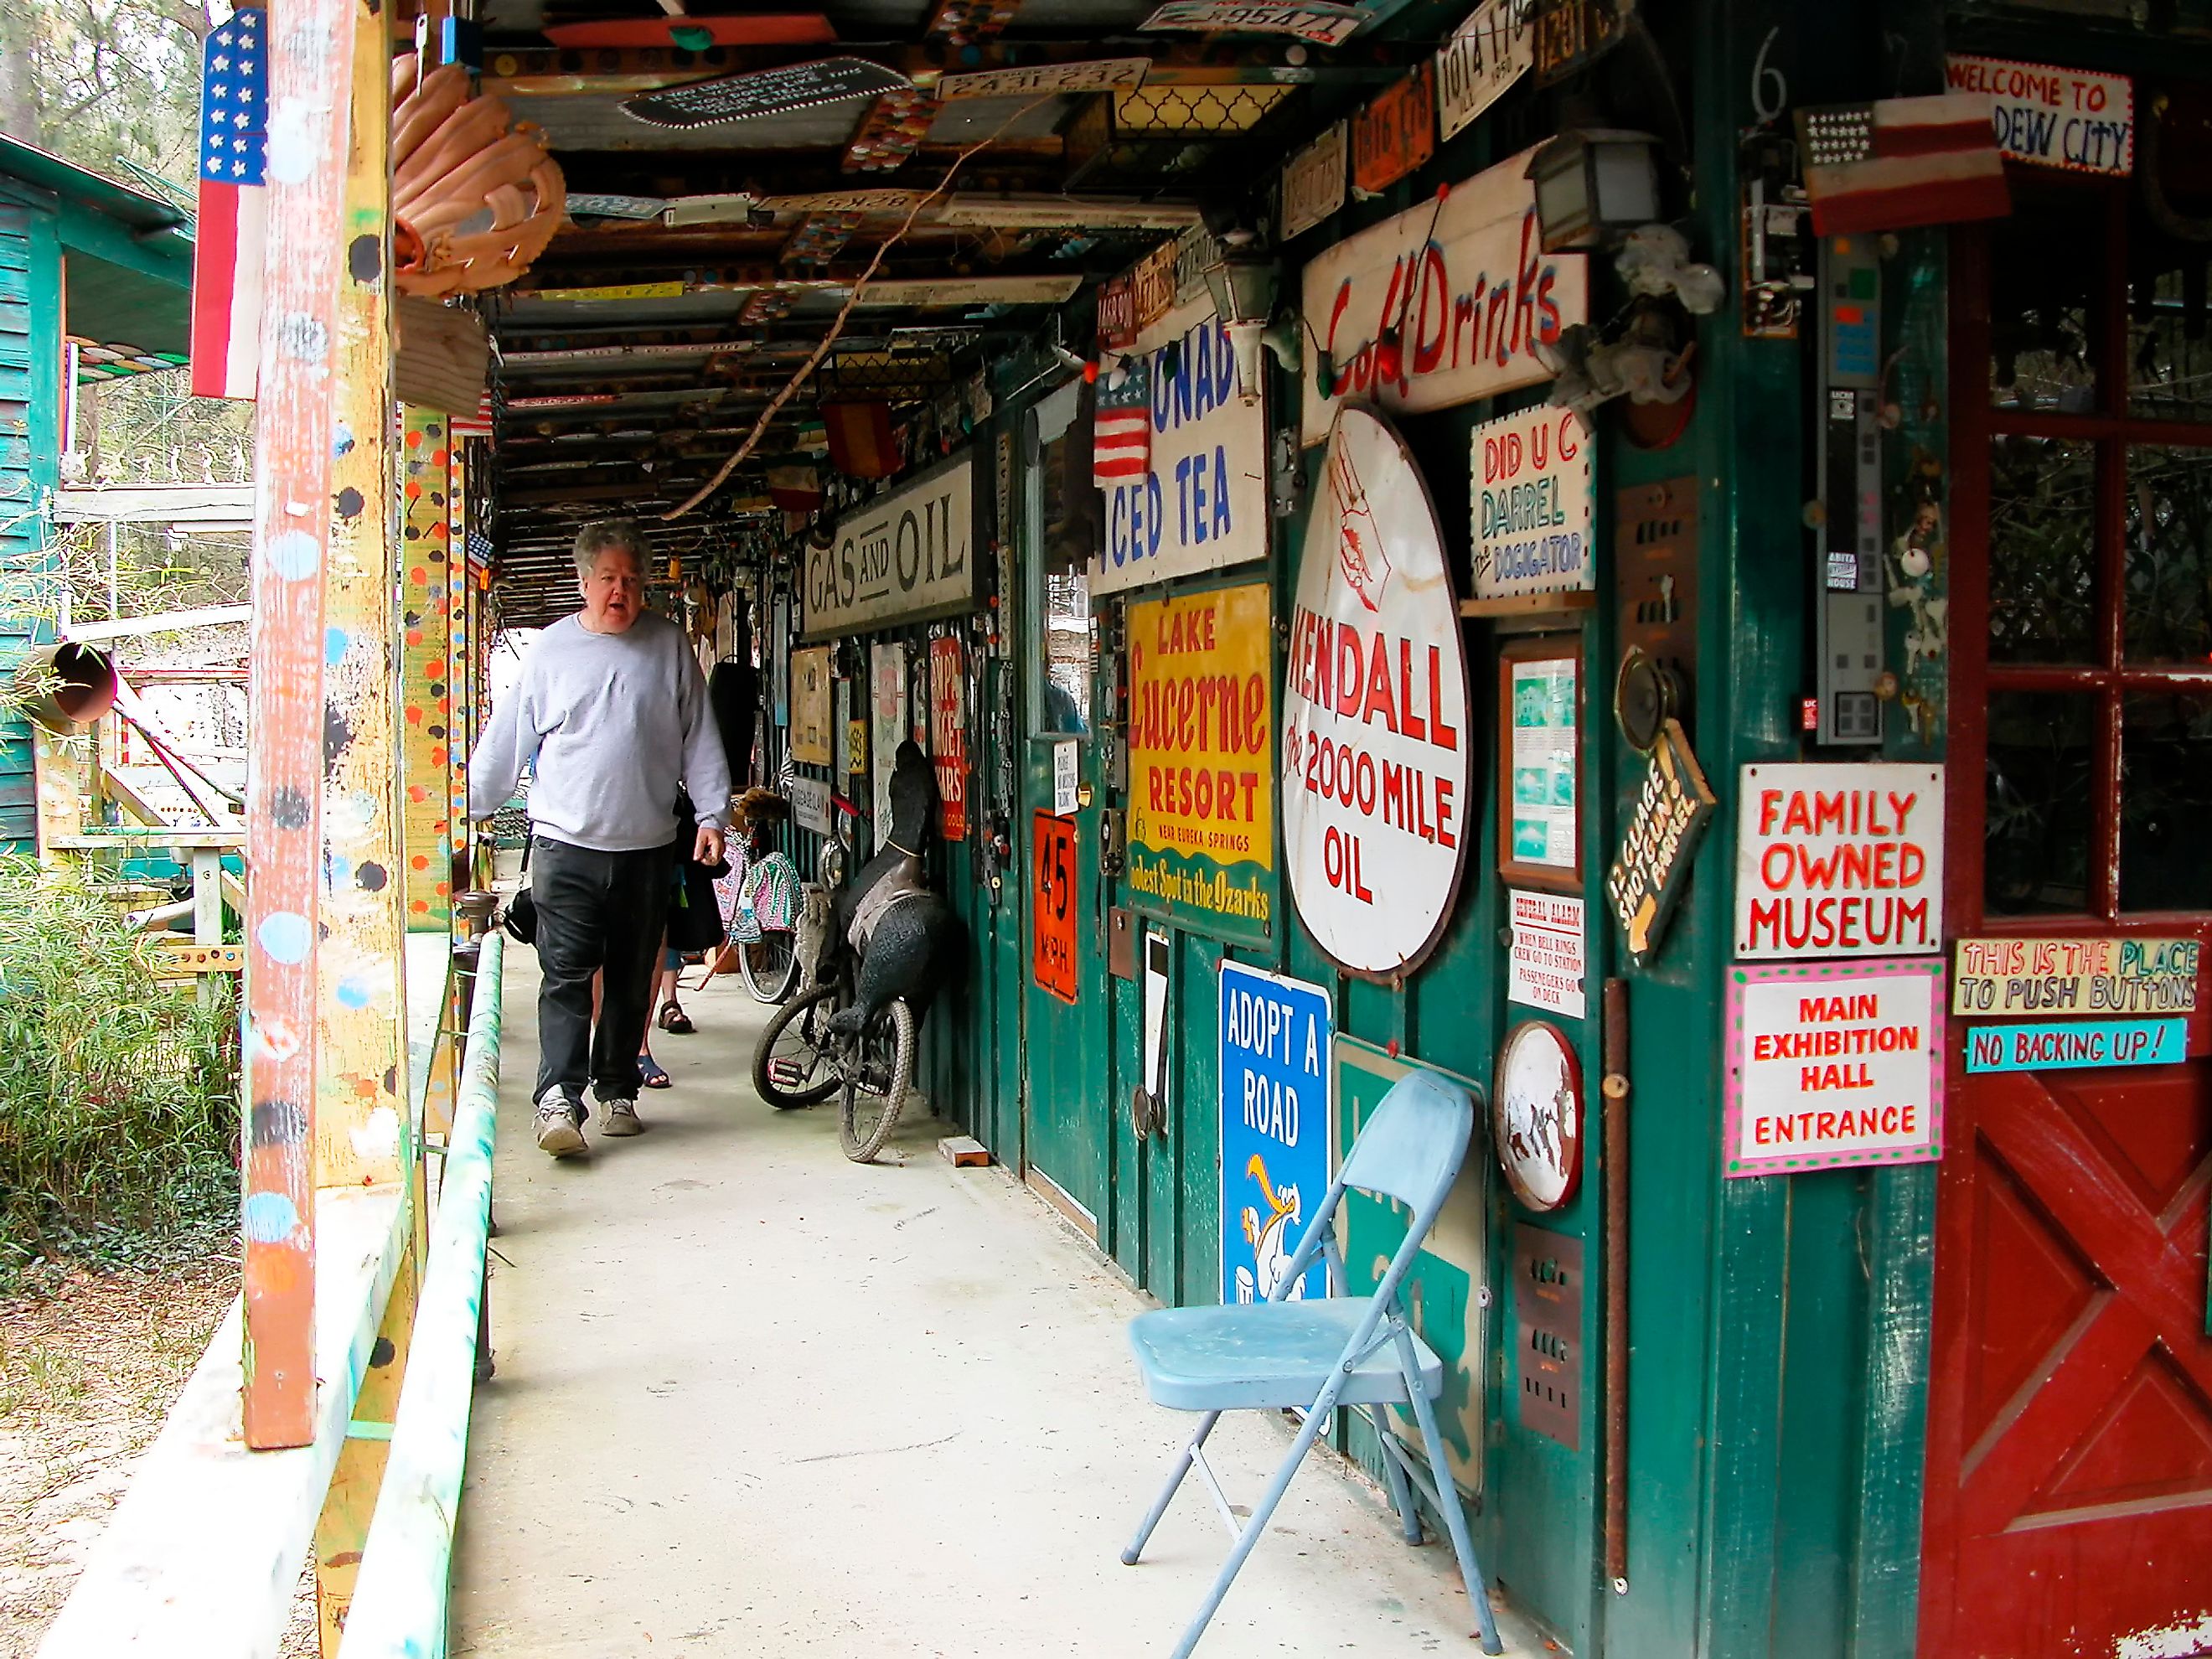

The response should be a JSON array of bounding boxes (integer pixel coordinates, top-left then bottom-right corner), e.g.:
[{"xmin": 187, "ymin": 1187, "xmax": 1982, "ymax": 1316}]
[
  {"xmin": 243, "ymin": 1191, "xmax": 300, "ymax": 1243},
  {"xmin": 269, "ymin": 529, "xmax": 320, "ymax": 581},
  {"xmin": 325, "ymin": 626, "xmax": 349, "ymax": 665},
  {"xmin": 257, "ymin": 911, "xmax": 313, "ymax": 964}
]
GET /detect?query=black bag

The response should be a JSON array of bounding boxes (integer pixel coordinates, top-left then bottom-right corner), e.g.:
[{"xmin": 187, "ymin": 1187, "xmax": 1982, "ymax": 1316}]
[
  {"xmin": 500, "ymin": 835, "xmax": 538, "ymax": 943},
  {"xmin": 664, "ymin": 854, "xmax": 724, "ymax": 954}
]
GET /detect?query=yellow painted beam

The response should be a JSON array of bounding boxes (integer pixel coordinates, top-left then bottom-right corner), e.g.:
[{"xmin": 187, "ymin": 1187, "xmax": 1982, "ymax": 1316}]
[
  {"xmin": 399, "ymin": 406, "xmax": 454, "ymax": 933},
  {"xmin": 446, "ymin": 445, "xmax": 471, "ymax": 895}
]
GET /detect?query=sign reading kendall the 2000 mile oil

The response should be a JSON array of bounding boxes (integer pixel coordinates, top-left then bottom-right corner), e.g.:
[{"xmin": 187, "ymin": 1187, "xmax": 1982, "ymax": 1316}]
[
  {"xmin": 1126, "ymin": 582, "xmax": 1274, "ymax": 943},
  {"xmin": 804, "ymin": 453, "xmax": 977, "ymax": 639}
]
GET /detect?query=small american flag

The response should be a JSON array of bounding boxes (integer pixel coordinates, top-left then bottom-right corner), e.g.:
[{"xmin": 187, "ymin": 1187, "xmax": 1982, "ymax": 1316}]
[
  {"xmin": 1092, "ymin": 358, "xmax": 1150, "ymax": 488},
  {"xmin": 1796, "ymin": 93, "xmax": 2010, "ymax": 237},
  {"xmin": 448, "ymin": 392, "xmax": 495, "ymax": 440},
  {"xmin": 190, "ymin": 8, "xmax": 267, "ymax": 401}
]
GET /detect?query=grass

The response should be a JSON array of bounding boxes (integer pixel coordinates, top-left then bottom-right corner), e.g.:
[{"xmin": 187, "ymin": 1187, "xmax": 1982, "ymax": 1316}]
[{"xmin": 0, "ymin": 855, "xmax": 240, "ymax": 1289}]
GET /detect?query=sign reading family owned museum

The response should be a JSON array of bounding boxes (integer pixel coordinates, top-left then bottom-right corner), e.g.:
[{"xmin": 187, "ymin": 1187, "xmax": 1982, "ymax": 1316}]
[
  {"xmin": 1091, "ymin": 296, "xmax": 1269, "ymax": 597},
  {"xmin": 804, "ymin": 454, "xmax": 978, "ymax": 638},
  {"xmin": 1734, "ymin": 763, "xmax": 1944, "ymax": 959},
  {"xmin": 1126, "ymin": 582, "xmax": 1275, "ymax": 942},
  {"xmin": 1282, "ymin": 408, "xmax": 1472, "ymax": 977},
  {"xmin": 1300, "ymin": 145, "xmax": 1588, "ymax": 444}
]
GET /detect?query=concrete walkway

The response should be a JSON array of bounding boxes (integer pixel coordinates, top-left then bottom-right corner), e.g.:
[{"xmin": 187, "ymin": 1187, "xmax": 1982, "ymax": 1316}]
[{"xmin": 451, "ymin": 956, "xmax": 1539, "ymax": 1658}]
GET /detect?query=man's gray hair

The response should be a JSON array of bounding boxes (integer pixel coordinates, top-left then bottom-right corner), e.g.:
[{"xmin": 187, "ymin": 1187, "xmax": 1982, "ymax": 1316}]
[{"xmin": 573, "ymin": 518, "xmax": 649, "ymax": 577}]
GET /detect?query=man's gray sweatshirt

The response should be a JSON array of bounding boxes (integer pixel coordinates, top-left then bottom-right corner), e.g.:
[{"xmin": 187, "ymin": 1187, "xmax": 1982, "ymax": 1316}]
[{"xmin": 468, "ymin": 612, "xmax": 732, "ymax": 852}]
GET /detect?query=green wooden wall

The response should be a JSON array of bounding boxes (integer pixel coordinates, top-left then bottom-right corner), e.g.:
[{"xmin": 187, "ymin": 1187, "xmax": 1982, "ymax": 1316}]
[{"xmin": 0, "ymin": 201, "xmax": 61, "ymax": 855}]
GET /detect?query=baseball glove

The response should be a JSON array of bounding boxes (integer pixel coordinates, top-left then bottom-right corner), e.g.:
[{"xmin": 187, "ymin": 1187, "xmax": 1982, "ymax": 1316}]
[{"xmin": 391, "ymin": 54, "xmax": 566, "ymax": 297}]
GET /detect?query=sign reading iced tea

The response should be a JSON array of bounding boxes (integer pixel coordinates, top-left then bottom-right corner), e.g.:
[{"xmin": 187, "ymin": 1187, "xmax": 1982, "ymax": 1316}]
[
  {"xmin": 1282, "ymin": 407, "xmax": 1471, "ymax": 976},
  {"xmin": 1735, "ymin": 763, "xmax": 1943, "ymax": 959},
  {"xmin": 1724, "ymin": 957, "xmax": 1945, "ymax": 1176},
  {"xmin": 1126, "ymin": 582, "xmax": 1274, "ymax": 942}
]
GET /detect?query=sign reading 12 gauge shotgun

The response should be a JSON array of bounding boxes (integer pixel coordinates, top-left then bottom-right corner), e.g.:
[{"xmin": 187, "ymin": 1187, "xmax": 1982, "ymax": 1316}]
[{"xmin": 1734, "ymin": 763, "xmax": 1943, "ymax": 959}]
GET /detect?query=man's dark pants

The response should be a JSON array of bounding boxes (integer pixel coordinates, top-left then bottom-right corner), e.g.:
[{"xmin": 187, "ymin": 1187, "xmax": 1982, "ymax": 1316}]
[{"xmin": 530, "ymin": 835, "xmax": 674, "ymax": 1104}]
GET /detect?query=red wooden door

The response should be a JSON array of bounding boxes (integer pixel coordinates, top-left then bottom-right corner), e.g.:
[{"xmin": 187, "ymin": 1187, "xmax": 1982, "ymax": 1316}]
[{"xmin": 1923, "ymin": 179, "xmax": 2212, "ymax": 1657}]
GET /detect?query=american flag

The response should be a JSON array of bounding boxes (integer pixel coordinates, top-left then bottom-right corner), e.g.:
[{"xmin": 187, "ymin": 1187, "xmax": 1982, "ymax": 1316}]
[
  {"xmin": 448, "ymin": 392, "xmax": 495, "ymax": 440},
  {"xmin": 1796, "ymin": 93, "xmax": 2010, "ymax": 237},
  {"xmin": 190, "ymin": 8, "xmax": 268, "ymax": 401},
  {"xmin": 1092, "ymin": 358, "xmax": 1150, "ymax": 488}
]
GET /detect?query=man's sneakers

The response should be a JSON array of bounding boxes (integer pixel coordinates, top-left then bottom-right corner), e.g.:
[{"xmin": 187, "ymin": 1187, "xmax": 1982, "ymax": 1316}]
[
  {"xmin": 599, "ymin": 1096, "xmax": 644, "ymax": 1136},
  {"xmin": 534, "ymin": 1087, "xmax": 587, "ymax": 1157}
]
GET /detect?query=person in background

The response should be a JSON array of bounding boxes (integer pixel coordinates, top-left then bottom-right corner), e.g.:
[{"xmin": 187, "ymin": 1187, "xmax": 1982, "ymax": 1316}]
[{"xmin": 468, "ymin": 518, "xmax": 731, "ymax": 1156}]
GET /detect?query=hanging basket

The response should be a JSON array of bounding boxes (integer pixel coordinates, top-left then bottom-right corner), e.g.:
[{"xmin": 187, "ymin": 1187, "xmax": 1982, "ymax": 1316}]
[{"xmin": 13, "ymin": 642, "xmax": 118, "ymax": 731}]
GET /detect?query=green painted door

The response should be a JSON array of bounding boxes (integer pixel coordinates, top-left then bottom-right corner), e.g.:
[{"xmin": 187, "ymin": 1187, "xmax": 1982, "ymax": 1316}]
[{"xmin": 1016, "ymin": 384, "xmax": 1111, "ymax": 1235}]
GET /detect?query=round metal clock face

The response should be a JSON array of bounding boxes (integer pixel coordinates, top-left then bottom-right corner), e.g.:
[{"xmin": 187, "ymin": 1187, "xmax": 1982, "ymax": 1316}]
[{"xmin": 1494, "ymin": 1020, "xmax": 1584, "ymax": 1212}]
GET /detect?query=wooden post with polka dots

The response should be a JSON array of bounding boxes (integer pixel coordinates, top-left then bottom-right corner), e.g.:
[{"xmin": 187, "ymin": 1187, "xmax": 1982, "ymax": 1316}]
[
  {"xmin": 399, "ymin": 406, "xmax": 454, "ymax": 935},
  {"xmin": 242, "ymin": 0, "xmax": 357, "ymax": 1451}
]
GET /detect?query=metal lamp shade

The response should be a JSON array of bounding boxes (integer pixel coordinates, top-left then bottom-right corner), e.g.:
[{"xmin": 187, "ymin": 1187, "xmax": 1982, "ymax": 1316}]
[{"xmin": 1527, "ymin": 128, "xmax": 1663, "ymax": 251}]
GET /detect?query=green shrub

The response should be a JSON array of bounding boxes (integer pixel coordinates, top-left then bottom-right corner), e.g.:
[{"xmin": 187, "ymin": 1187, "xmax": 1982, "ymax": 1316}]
[{"xmin": 0, "ymin": 855, "xmax": 239, "ymax": 1284}]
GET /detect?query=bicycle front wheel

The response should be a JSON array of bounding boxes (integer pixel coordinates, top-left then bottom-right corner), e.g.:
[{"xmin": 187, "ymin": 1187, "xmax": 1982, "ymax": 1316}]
[
  {"xmin": 737, "ymin": 928, "xmax": 800, "ymax": 1005},
  {"xmin": 753, "ymin": 985, "xmax": 842, "ymax": 1108},
  {"xmin": 839, "ymin": 998, "xmax": 915, "ymax": 1163}
]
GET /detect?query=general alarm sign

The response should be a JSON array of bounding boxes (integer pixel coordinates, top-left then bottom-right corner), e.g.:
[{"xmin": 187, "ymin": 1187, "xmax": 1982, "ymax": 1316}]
[{"xmin": 1735, "ymin": 763, "xmax": 1943, "ymax": 959}]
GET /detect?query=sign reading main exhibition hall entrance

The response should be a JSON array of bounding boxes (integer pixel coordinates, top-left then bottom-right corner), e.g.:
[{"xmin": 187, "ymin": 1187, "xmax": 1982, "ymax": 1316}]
[
  {"xmin": 1299, "ymin": 146, "xmax": 1588, "ymax": 445},
  {"xmin": 803, "ymin": 453, "xmax": 977, "ymax": 639},
  {"xmin": 1282, "ymin": 407, "xmax": 1471, "ymax": 977},
  {"xmin": 1091, "ymin": 296, "xmax": 1268, "ymax": 597},
  {"xmin": 1126, "ymin": 582, "xmax": 1274, "ymax": 943},
  {"xmin": 1734, "ymin": 763, "xmax": 1943, "ymax": 959},
  {"xmin": 1724, "ymin": 957, "xmax": 1945, "ymax": 1176}
]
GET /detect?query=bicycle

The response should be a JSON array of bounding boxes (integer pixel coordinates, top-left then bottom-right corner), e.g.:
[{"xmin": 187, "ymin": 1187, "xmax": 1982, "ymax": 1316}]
[{"xmin": 749, "ymin": 854, "xmax": 917, "ymax": 1163}]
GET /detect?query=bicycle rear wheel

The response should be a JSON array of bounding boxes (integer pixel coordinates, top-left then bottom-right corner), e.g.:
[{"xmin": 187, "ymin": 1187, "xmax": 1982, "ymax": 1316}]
[
  {"xmin": 752, "ymin": 985, "xmax": 841, "ymax": 1108},
  {"xmin": 839, "ymin": 998, "xmax": 915, "ymax": 1163},
  {"xmin": 737, "ymin": 929, "xmax": 800, "ymax": 1005}
]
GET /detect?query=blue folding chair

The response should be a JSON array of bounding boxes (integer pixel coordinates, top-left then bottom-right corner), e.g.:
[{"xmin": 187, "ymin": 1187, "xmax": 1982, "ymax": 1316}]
[{"xmin": 1120, "ymin": 1068, "xmax": 1501, "ymax": 1657}]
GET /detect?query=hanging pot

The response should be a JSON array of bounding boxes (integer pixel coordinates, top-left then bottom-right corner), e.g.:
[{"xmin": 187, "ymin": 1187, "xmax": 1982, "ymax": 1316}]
[{"xmin": 13, "ymin": 642, "xmax": 117, "ymax": 731}]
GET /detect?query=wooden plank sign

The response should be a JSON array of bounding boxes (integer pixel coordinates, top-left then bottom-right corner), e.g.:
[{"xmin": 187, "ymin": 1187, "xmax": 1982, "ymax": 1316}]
[
  {"xmin": 1951, "ymin": 936, "xmax": 2200, "ymax": 1019},
  {"xmin": 623, "ymin": 58, "xmax": 912, "ymax": 128},
  {"xmin": 1140, "ymin": 0, "xmax": 1369, "ymax": 45},
  {"xmin": 1604, "ymin": 717, "xmax": 1714, "ymax": 969},
  {"xmin": 1531, "ymin": 0, "xmax": 1627, "ymax": 86},
  {"xmin": 938, "ymin": 59, "xmax": 1150, "ymax": 99},
  {"xmin": 1351, "ymin": 63, "xmax": 1435, "ymax": 196},
  {"xmin": 1129, "ymin": 238, "xmax": 1180, "ymax": 332},
  {"xmin": 1033, "ymin": 811, "xmax": 1079, "ymax": 1002}
]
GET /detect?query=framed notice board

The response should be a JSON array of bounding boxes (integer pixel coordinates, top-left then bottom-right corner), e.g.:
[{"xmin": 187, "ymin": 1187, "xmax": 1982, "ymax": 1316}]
[{"xmin": 1497, "ymin": 634, "xmax": 1583, "ymax": 892}]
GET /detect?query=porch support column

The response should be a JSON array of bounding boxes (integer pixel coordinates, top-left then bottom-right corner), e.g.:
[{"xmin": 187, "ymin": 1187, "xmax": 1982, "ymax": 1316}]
[
  {"xmin": 446, "ymin": 441, "xmax": 471, "ymax": 890},
  {"xmin": 243, "ymin": 0, "xmax": 359, "ymax": 1450},
  {"xmin": 398, "ymin": 406, "xmax": 454, "ymax": 934}
]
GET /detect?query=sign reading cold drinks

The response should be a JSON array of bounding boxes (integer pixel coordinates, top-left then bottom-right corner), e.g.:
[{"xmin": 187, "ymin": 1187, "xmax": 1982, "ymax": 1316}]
[
  {"xmin": 1724, "ymin": 957, "xmax": 1945, "ymax": 1176},
  {"xmin": 1735, "ymin": 763, "xmax": 1943, "ymax": 959},
  {"xmin": 1282, "ymin": 407, "xmax": 1471, "ymax": 976},
  {"xmin": 1125, "ymin": 582, "xmax": 1274, "ymax": 941}
]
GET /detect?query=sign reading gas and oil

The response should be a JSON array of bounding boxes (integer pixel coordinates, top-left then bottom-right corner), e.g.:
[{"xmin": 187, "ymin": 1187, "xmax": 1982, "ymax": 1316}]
[
  {"xmin": 803, "ymin": 453, "xmax": 977, "ymax": 638},
  {"xmin": 1090, "ymin": 296, "xmax": 1269, "ymax": 597},
  {"xmin": 1735, "ymin": 763, "xmax": 1943, "ymax": 959},
  {"xmin": 1299, "ymin": 146, "xmax": 1588, "ymax": 444},
  {"xmin": 1126, "ymin": 583, "xmax": 1274, "ymax": 943}
]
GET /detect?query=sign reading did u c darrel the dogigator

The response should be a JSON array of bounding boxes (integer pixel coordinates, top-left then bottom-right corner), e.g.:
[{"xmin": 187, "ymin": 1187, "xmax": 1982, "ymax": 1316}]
[{"xmin": 1281, "ymin": 407, "xmax": 1472, "ymax": 977}]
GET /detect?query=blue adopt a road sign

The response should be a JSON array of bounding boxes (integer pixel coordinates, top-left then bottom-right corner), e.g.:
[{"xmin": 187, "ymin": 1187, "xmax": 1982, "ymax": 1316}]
[{"xmin": 1220, "ymin": 961, "xmax": 1333, "ymax": 1305}]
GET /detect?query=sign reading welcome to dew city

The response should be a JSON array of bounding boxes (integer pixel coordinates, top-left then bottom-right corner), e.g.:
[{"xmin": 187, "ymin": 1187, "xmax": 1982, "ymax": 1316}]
[
  {"xmin": 1299, "ymin": 144, "xmax": 1588, "ymax": 444},
  {"xmin": 1945, "ymin": 54, "xmax": 2133, "ymax": 176},
  {"xmin": 804, "ymin": 453, "xmax": 976, "ymax": 639},
  {"xmin": 1089, "ymin": 295, "xmax": 1269, "ymax": 597}
]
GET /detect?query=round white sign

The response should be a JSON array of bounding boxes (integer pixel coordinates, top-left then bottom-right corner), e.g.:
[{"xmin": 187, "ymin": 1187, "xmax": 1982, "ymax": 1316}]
[
  {"xmin": 1281, "ymin": 406, "xmax": 1473, "ymax": 976},
  {"xmin": 1494, "ymin": 1020, "xmax": 1582, "ymax": 1212}
]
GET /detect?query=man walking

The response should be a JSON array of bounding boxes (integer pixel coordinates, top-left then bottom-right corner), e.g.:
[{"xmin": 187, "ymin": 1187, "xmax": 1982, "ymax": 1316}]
[{"xmin": 470, "ymin": 519, "xmax": 731, "ymax": 1155}]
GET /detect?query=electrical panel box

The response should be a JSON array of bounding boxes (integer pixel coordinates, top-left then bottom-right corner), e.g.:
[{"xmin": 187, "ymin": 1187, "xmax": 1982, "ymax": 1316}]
[{"xmin": 1815, "ymin": 236, "xmax": 1884, "ymax": 747}]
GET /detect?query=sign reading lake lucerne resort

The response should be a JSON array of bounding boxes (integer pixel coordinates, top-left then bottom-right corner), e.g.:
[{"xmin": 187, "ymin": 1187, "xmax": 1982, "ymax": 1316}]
[
  {"xmin": 1734, "ymin": 763, "xmax": 1943, "ymax": 959},
  {"xmin": 1724, "ymin": 957, "xmax": 1945, "ymax": 1176},
  {"xmin": 1125, "ymin": 582, "xmax": 1274, "ymax": 942},
  {"xmin": 804, "ymin": 453, "xmax": 976, "ymax": 638},
  {"xmin": 1090, "ymin": 297, "xmax": 1269, "ymax": 597},
  {"xmin": 1299, "ymin": 146, "xmax": 1588, "ymax": 444},
  {"xmin": 1220, "ymin": 962, "xmax": 1332, "ymax": 1304},
  {"xmin": 1282, "ymin": 408, "xmax": 1471, "ymax": 977}
]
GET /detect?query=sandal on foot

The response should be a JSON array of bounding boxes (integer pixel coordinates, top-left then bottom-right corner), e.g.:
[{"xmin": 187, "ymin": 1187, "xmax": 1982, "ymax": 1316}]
[
  {"xmin": 639, "ymin": 1057, "xmax": 673, "ymax": 1089},
  {"xmin": 658, "ymin": 1003, "xmax": 695, "ymax": 1035}
]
